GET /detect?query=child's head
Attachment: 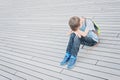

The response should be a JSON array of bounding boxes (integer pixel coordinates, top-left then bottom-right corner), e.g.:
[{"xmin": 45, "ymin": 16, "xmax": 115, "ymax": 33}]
[{"xmin": 69, "ymin": 16, "xmax": 80, "ymax": 31}]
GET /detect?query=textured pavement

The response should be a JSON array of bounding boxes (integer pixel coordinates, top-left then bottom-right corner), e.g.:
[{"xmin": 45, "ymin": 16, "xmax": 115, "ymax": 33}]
[{"xmin": 0, "ymin": 0, "xmax": 120, "ymax": 80}]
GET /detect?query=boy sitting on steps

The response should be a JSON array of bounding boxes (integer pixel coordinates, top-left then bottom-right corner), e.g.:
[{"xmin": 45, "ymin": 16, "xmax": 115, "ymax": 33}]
[{"xmin": 60, "ymin": 16, "xmax": 99, "ymax": 69}]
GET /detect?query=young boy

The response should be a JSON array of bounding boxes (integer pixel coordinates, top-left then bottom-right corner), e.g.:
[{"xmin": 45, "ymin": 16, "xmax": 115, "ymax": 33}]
[{"xmin": 60, "ymin": 16, "xmax": 99, "ymax": 69}]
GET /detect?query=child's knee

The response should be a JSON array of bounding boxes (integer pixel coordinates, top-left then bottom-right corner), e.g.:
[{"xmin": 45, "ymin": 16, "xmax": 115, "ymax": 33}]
[
  {"xmin": 70, "ymin": 32, "xmax": 76, "ymax": 38},
  {"xmin": 74, "ymin": 35, "xmax": 80, "ymax": 40},
  {"xmin": 73, "ymin": 36, "xmax": 81, "ymax": 45}
]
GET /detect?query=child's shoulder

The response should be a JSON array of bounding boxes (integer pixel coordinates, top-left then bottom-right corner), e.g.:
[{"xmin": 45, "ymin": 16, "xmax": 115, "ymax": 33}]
[
  {"xmin": 85, "ymin": 18, "xmax": 93, "ymax": 24},
  {"xmin": 86, "ymin": 18, "xmax": 92, "ymax": 21}
]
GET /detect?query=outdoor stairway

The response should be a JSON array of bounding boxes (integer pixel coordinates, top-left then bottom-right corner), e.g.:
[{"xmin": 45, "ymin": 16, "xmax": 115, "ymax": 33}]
[{"xmin": 0, "ymin": 0, "xmax": 120, "ymax": 80}]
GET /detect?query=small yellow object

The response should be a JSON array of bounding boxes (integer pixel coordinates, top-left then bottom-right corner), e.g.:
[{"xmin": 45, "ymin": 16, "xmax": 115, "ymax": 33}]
[{"xmin": 93, "ymin": 21, "xmax": 101, "ymax": 35}]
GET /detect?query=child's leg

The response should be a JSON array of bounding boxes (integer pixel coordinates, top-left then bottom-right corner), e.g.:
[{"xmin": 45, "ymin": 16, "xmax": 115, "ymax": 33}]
[
  {"xmin": 67, "ymin": 35, "xmax": 81, "ymax": 69},
  {"xmin": 82, "ymin": 37, "xmax": 97, "ymax": 46},
  {"xmin": 61, "ymin": 33, "xmax": 82, "ymax": 68},
  {"xmin": 60, "ymin": 33, "xmax": 76, "ymax": 65},
  {"xmin": 66, "ymin": 33, "xmax": 76, "ymax": 54},
  {"xmin": 70, "ymin": 35, "xmax": 81, "ymax": 57}
]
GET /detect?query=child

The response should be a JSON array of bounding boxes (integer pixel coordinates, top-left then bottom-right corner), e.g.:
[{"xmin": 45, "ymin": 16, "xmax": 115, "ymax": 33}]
[{"xmin": 60, "ymin": 16, "xmax": 99, "ymax": 69}]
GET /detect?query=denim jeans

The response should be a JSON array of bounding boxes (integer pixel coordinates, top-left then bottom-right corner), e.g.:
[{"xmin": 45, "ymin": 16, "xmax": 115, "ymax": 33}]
[{"xmin": 66, "ymin": 33, "xmax": 97, "ymax": 57}]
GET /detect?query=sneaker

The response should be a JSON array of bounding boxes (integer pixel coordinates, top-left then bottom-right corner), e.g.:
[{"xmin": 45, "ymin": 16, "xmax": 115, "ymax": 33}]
[
  {"xmin": 60, "ymin": 52, "xmax": 71, "ymax": 66},
  {"xmin": 67, "ymin": 55, "xmax": 77, "ymax": 69}
]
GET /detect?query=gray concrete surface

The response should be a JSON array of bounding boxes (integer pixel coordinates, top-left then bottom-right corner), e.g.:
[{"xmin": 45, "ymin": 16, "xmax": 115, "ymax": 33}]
[{"xmin": 0, "ymin": 0, "xmax": 120, "ymax": 80}]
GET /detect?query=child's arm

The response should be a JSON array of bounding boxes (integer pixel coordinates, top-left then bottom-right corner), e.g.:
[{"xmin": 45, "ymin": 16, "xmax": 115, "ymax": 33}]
[
  {"xmin": 67, "ymin": 29, "xmax": 81, "ymax": 38},
  {"xmin": 78, "ymin": 29, "xmax": 89, "ymax": 37},
  {"xmin": 75, "ymin": 29, "xmax": 89, "ymax": 37}
]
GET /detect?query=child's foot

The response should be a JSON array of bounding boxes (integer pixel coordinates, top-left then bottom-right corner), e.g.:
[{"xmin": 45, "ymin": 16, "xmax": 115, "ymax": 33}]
[
  {"xmin": 60, "ymin": 52, "xmax": 71, "ymax": 66},
  {"xmin": 67, "ymin": 55, "xmax": 76, "ymax": 69}
]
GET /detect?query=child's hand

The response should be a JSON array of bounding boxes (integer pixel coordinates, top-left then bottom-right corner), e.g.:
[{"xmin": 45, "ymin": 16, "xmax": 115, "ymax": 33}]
[
  {"xmin": 74, "ymin": 30, "xmax": 81, "ymax": 38},
  {"xmin": 66, "ymin": 30, "xmax": 73, "ymax": 36},
  {"xmin": 66, "ymin": 29, "xmax": 81, "ymax": 38}
]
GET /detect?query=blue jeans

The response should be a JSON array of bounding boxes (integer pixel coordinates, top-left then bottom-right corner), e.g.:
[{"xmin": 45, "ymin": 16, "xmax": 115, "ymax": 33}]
[{"xmin": 66, "ymin": 33, "xmax": 97, "ymax": 57}]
